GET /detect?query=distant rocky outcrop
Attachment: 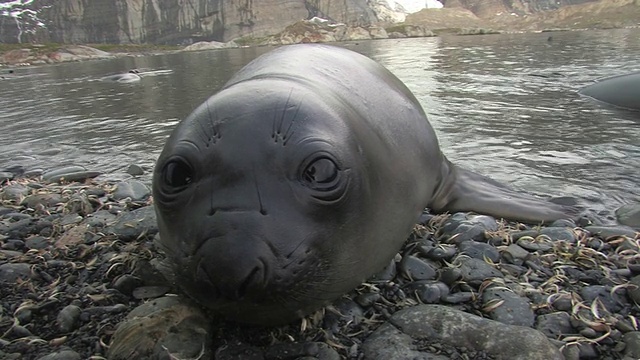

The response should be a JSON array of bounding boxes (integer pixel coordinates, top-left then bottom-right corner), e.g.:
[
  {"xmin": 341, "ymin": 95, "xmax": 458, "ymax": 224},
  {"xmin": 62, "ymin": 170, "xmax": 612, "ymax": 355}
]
[
  {"xmin": 275, "ymin": 17, "xmax": 388, "ymax": 45},
  {"xmin": 233, "ymin": 18, "xmax": 433, "ymax": 46},
  {"xmin": 385, "ymin": 24, "xmax": 436, "ymax": 38},
  {"xmin": 182, "ymin": 40, "xmax": 238, "ymax": 52},
  {"xmin": 0, "ymin": 45, "xmax": 113, "ymax": 66},
  {"xmin": 367, "ymin": 0, "xmax": 412, "ymax": 23},
  {"xmin": 404, "ymin": 8, "xmax": 490, "ymax": 32}
]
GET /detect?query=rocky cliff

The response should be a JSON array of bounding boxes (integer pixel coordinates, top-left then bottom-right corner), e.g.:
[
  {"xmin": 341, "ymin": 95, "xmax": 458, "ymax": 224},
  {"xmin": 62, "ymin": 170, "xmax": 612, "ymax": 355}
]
[
  {"xmin": 1, "ymin": 0, "xmax": 638, "ymax": 45},
  {"xmin": 34, "ymin": 0, "xmax": 377, "ymax": 44}
]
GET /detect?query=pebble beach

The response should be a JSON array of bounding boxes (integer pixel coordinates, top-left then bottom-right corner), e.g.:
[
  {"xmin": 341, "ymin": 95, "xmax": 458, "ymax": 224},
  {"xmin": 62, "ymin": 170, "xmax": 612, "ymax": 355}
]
[{"xmin": 1, "ymin": 167, "xmax": 640, "ymax": 360}]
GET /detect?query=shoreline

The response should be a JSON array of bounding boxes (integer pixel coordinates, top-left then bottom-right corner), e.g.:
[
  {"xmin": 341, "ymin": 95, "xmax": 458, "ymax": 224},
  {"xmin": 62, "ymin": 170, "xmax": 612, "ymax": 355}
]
[
  {"xmin": 1, "ymin": 171, "xmax": 639, "ymax": 359},
  {"xmin": 1, "ymin": 25, "xmax": 639, "ymax": 68}
]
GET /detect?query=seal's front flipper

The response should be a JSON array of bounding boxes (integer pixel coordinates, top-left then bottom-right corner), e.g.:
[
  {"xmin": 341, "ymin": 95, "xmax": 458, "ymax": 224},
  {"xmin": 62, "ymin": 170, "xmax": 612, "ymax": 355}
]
[{"xmin": 429, "ymin": 159, "xmax": 580, "ymax": 224}]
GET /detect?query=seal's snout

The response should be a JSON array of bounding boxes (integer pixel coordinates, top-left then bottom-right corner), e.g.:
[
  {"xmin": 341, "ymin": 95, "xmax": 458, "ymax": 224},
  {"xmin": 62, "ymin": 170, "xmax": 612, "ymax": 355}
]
[
  {"xmin": 192, "ymin": 236, "xmax": 271, "ymax": 301},
  {"xmin": 196, "ymin": 257, "xmax": 266, "ymax": 300},
  {"xmin": 237, "ymin": 264, "xmax": 265, "ymax": 298}
]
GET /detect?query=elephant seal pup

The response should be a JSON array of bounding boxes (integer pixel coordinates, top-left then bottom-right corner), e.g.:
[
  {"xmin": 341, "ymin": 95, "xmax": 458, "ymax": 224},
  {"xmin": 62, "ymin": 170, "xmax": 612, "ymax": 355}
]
[
  {"xmin": 153, "ymin": 44, "xmax": 578, "ymax": 325},
  {"xmin": 99, "ymin": 69, "xmax": 141, "ymax": 83}
]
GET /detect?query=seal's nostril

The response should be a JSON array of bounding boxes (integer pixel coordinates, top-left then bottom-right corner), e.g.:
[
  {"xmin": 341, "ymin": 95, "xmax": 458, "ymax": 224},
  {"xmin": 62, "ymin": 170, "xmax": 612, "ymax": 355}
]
[
  {"xmin": 195, "ymin": 261, "xmax": 220, "ymax": 298},
  {"xmin": 237, "ymin": 265, "xmax": 261, "ymax": 299}
]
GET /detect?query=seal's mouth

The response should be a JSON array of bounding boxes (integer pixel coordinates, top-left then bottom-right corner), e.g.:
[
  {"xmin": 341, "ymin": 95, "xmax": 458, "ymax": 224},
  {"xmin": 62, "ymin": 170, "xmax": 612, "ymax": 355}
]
[
  {"xmin": 173, "ymin": 235, "xmax": 283, "ymax": 301},
  {"xmin": 164, "ymin": 234, "xmax": 336, "ymax": 324}
]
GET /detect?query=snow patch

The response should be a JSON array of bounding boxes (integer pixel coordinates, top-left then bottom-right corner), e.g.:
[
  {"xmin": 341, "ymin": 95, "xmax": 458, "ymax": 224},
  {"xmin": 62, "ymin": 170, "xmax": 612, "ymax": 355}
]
[{"xmin": 386, "ymin": 0, "xmax": 443, "ymax": 14}]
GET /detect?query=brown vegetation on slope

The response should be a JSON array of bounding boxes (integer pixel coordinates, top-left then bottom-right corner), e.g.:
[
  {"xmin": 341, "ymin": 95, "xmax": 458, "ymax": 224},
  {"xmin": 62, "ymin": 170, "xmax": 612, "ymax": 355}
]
[
  {"xmin": 404, "ymin": 8, "xmax": 491, "ymax": 33},
  {"xmin": 405, "ymin": 0, "xmax": 640, "ymax": 33}
]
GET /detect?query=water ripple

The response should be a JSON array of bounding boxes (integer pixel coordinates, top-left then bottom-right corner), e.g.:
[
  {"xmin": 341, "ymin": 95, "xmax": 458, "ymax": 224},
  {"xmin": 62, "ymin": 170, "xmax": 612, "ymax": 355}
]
[{"xmin": 0, "ymin": 30, "xmax": 639, "ymax": 214}]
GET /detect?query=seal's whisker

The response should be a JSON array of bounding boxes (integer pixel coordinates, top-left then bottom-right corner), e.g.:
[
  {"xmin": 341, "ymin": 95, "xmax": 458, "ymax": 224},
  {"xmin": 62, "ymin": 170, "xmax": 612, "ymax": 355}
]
[
  {"xmin": 282, "ymin": 96, "xmax": 303, "ymax": 146},
  {"xmin": 252, "ymin": 171, "xmax": 267, "ymax": 216}
]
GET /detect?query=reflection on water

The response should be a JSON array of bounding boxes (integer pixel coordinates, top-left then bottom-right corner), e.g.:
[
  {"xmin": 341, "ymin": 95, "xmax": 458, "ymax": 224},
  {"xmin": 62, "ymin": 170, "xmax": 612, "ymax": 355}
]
[
  {"xmin": 0, "ymin": 29, "xmax": 639, "ymax": 215},
  {"xmin": 0, "ymin": 47, "xmax": 273, "ymax": 176},
  {"xmin": 365, "ymin": 30, "xmax": 640, "ymax": 215}
]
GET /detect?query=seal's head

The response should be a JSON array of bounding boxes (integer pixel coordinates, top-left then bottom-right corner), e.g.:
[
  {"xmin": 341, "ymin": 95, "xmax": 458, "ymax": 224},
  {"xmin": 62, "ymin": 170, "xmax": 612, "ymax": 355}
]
[{"xmin": 153, "ymin": 78, "xmax": 410, "ymax": 325}]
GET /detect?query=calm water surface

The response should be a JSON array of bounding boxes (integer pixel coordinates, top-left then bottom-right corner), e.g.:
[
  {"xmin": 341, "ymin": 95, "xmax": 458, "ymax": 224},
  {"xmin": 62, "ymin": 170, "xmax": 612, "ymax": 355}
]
[{"xmin": 1, "ymin": 29, "xmax": 639, "ymax": 216}]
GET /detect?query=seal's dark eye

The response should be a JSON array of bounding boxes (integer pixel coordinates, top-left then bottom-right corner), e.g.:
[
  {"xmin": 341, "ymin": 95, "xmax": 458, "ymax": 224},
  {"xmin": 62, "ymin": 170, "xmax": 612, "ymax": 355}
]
[
  {"xmin": 298, "ymin": 153, "xmax": 347, "ymax": 203},
  {"xmin": 302, "ymin": 158, "xmax": 338, "ymax": 190},
  {"xmin": 163, "ymin": 160, "xmax": 193, "ymax": 189}
]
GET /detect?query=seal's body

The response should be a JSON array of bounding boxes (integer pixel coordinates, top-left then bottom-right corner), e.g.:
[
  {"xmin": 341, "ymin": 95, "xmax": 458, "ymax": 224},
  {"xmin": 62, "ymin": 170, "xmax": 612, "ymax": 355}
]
[
  {"xmin": 153, "ymin": 44, "xmax": 577, "ymax": 325},
  {"xmin": 100, "ymin": 70, "xmax": 141, "ymax": 83},
  {"xmin": 580, "ymin": 71, "xmax": 640, "ymax": 111}
]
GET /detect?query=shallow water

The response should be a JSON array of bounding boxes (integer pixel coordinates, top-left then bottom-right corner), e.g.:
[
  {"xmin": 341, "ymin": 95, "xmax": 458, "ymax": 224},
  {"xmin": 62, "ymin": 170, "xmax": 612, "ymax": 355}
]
[{"xmin": 1, "ymin": 29, "xmax": 639, "ymax": 216}]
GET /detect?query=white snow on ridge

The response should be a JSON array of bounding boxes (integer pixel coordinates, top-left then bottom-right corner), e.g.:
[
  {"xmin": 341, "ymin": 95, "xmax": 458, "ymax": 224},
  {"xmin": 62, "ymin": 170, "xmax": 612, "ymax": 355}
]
[
  {"xmin": 386, "ymin": 0, "xmax": 443, "ymax": 14},
  {"xmin": 0, "ymin": 0, "xmax": 35, "ymax": 10}
]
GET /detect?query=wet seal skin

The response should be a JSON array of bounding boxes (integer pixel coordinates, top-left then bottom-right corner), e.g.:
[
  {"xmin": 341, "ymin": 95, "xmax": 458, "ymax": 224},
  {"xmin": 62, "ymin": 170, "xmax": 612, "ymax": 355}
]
[
  {"xmin": 152, "ymin": 44, "xmax": 578, "ymax": 325},
  {"xmin": 99, "ymin": 69, "xmax": 141, "ymax": 83},
  {"xmin": 579, "ymin": 71, "xmax": 640, "ymax": 112}
]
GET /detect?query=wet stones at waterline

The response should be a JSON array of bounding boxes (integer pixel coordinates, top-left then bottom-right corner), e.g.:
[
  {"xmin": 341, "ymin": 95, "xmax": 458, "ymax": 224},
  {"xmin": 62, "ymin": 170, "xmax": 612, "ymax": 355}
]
[{"xmin": 0, "ymin": 175, "xmax": 639, "ymax": 358}]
